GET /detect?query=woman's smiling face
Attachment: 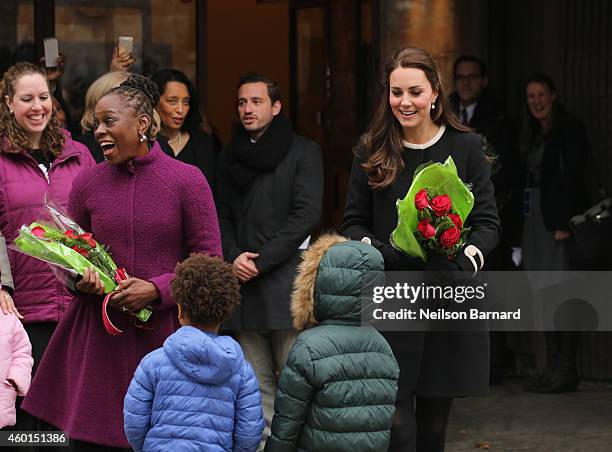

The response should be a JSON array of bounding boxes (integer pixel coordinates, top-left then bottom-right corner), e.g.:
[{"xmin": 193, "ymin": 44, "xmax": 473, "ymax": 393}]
[
  {"xmin": 389, "ymin": 66, "xmax": 438, "ymax": 134},
  {"xmin": 526, "ymin": 81, "xmax": 555, "ymax": 125},
  {"xmin": 94, "ymin": 93, "xmax": 146, "ymax": 165},
  {"xmin": 5, "ymin": 73, "xmax": 52, "ymax": 147}
]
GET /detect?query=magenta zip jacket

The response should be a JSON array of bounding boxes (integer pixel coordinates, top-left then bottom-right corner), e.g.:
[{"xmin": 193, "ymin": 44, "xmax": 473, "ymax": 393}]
[{"xmin": 0, "ymin": 131, "xmax": 96, "ymax": 324}]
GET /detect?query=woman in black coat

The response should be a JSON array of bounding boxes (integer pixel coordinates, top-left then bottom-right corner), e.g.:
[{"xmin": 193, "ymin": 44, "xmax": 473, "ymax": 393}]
[
  {"xmin": 341, "ymin": 47, "xmax": 500, "ymax": 452},
  {"xmin": 152, "ymin": 69, "xmax": 219, "ymax": 193},
  {"xmin": 520, "ymin": 74, "xmax": 589, "ymax": 393}
]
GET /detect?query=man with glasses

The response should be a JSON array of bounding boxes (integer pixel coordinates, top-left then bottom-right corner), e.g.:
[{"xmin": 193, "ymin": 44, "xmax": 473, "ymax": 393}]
[
  {"xmin": 451, "ymin": 55, "xmax": 493, "ymax": 127},
  {"xmin": 449, "ymin": 55, "xmax": 520, "ymax": 384}
]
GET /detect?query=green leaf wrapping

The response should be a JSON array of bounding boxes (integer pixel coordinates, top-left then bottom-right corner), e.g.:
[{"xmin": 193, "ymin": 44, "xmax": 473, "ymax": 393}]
[
  {"xmin": 390, "ymin": 156, "xmax": 474, "ymax": 261},
  {"xmin": 14, "ymin": 222, "xmax": 152, "ymax": 323},
  {"xmin": 14, "ymin": 223, "xmax": 117, "ymax": 293}
]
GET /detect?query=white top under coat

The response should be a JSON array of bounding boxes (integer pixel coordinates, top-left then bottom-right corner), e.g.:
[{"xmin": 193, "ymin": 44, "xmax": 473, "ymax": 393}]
[{"xmin": 402, "ymin": 124, "xmax": 446, "ymax": 150}]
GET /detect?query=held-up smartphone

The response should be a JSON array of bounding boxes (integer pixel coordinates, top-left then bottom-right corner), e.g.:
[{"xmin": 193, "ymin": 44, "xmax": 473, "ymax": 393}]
[
  {"xmin": 117, "ymin": 36, "xmax": 134, "ymax": 54},
  {"xmin": 43, "ymin": 37, "xmax": 59, "ymax": 68}
]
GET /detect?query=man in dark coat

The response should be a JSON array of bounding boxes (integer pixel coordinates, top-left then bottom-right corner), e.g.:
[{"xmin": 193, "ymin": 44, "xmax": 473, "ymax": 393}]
[
  {"xmin": 449, "ymin": 55, "xmax": 520, "ymax": 261},
  {"xmin": 217, "ymin": 72, "xmax": 324, "ymax": 448},
  {"xmin": 449, "ymin": 54, "xmax": 520, "ymax": 382}
]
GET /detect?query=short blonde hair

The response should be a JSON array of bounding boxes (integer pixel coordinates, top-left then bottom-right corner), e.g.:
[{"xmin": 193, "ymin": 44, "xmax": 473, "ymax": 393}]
[
  {"xmin": 80, "ymin": 71, "xmax": 162, "ymax": 137},
  {"xmin": 80, "ymin": 71, "xmax": 129, "ymax": 132}
]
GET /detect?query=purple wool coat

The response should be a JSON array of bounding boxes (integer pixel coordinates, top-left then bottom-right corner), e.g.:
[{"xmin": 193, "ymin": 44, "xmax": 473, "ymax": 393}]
[{"xmin": 22, "ymin": 143, "xmax": 222, "ymax": 448}]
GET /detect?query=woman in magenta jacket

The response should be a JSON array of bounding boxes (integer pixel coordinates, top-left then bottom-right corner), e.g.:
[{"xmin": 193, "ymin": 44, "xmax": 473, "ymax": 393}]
[{"xmin": 0, "ymin": 62, "xmax": 95, "ymax": 431}]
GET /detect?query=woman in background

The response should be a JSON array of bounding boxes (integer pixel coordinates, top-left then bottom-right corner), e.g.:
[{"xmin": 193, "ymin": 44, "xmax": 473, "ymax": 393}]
[
  {"xmin": 152, "ymin": 69, "xmax": 219, "ymax": 192},
  {"xmin": 0, "ymin": 61, "xmax": 95, "ymax": 433},
  {"xmin": 520, "ymin": 73, "xmax": 589, "ymax": 393}
]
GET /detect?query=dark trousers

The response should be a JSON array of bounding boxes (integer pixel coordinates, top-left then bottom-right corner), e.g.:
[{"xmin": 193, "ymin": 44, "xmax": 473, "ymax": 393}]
[
  {"xmin": 388, "ymin": 395, "xmax": 454, "ymax": 452},
  {"xmin": 544, "ymin": 331, "xmax": 579, "ymax": 375}
]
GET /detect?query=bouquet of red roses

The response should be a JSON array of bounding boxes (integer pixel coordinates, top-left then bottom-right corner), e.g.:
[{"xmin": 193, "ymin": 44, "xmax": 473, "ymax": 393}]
[
  {"xmin": 413, "ymin": 188, "xmax": 470, "ymax": 258},
  {"xmin": 12, "ymin": 199, "xmax": 152, "ymax": 334},
  {"xmin": 391, "ymin": 156, "xmax": 474, "ymax": 261}
]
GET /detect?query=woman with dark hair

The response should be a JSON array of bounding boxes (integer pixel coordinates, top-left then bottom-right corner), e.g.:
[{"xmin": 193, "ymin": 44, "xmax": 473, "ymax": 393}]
[
  {"xmin": 77, "ymin": 71, "xmax": 172, "ymax": 163},
  {"xmin": 341, "ymin": 47, "xmax": 500, "ymax": 451},
  {"xmin": 22, "ymin": 74, "xmax": 222, "ymax": 450},
  {"xmin": 520, "ymin": 74, "xmax": 589, "ymax": 393},
  {"xmin": 152, "ymin": 69, "xmax": 219, "ymax": 192},
  {"xmin": 0, "ymin": 62, "xmax": 95, "ymax": 432}
]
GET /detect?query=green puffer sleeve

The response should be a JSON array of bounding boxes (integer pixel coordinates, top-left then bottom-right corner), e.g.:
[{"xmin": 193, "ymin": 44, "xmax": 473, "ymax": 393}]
[{"xmin": 265, "ymin": 339, "xmax": 316, "ymax": 451}]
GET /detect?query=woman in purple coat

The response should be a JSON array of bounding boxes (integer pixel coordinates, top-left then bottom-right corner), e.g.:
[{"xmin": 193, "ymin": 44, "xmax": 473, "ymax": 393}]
[
  {"xmin": 0, "ymin": 62, "xmax": 95, "ymax": 433},
  {"xmin": 22, "ymin": 75, "xmax": 222, "ymax": 450}
]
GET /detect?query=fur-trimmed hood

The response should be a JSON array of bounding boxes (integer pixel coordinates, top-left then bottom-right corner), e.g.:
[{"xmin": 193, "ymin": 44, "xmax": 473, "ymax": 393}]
[{"xmin": 291, "ymin": 233, "xmax": 384, "ymax": 330}]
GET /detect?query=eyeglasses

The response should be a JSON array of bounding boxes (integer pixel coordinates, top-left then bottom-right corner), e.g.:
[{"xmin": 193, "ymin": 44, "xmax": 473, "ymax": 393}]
[{"xmin": 455, "ymin": 74, "xmax": 482, "ymax": 82}]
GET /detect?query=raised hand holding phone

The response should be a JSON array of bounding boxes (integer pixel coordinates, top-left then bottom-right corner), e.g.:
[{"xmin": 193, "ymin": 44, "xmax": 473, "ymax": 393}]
[
  {"xmin": 43, "ymin": 37, "xmax": 59, "ymax": 68},
  {"xmin": 111, "ymin": 36, "xmax": 135, "ymax": 72}
]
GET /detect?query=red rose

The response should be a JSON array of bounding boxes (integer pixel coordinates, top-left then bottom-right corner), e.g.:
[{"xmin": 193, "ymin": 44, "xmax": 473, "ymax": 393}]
[
  {"xmin": 430, "ymin": 195, "xmax": 452, "ymax": 217},
  {"xmin": 31, "ymin": 226, "xmax": 46, "ymax": 237},
  {"xmin": 439, "ymin": 227, "xmax": 461, "ymax": 248},
  {"xmin": 64, "ymin": 229, "xmax": 78, "ymax": 239},
  {"xmin": 447, "ymin": 213, "xmax": 462, "ymax": 229},
  {"xmin": 78, "ymin": 232, "xmax": 97, "ymax": 248},
  {"xmin": 417, "ymin": 219, "xmax": 436, "ymax": 239},
  {"xmin": 72, "ymin": 245, "xmax": 88, "ymax": 257},
  {"xmin": 414, "ymin": 189, "xmax": 429, "ymax": 210}
]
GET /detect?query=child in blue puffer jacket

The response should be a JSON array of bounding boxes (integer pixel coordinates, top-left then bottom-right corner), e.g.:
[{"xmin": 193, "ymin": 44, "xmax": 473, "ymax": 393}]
[{"xmin": 124, "ymin": 254, "xmax": 264, "ymax": 451}]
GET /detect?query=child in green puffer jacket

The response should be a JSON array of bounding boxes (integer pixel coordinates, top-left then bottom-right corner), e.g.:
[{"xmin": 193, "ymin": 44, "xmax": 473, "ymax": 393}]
[{"xmin": 265, "ymin": 233, "xmax": 399, "ymax": 452}]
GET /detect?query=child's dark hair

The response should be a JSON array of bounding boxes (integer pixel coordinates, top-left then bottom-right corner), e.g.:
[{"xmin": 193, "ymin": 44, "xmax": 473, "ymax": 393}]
[{"xmin": 171, "ymin": 254, "xmax": 240, "ymax": 325}]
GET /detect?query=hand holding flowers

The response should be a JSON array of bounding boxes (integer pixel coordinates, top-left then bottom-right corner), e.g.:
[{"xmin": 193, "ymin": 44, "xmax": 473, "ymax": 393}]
[
  {"xmin": 12, "ymin": 199, "xmax": 153, "ymax": 334},
  {"xmin": 75, "ymin": 267, "xmax": 105, "ymax": 295},
  {"xmin": 108, "ymin": 278, "xmax": 159, "ymax": 313}
]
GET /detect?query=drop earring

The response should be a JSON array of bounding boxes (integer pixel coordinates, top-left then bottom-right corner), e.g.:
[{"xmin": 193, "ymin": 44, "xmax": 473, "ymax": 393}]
[
  {"xmin": 139, "ymin": 133, "xmax": 147, "ymax": 143},
  {"xmin": 431, "ymin": 102, "xmax": 436, "ymax": 110}
]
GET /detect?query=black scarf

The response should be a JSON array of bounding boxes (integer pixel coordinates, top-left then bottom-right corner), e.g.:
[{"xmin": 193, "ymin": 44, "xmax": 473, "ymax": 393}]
[{"xmin": 226, "ymin": 114, "xmax": 294, "ymax": 192}]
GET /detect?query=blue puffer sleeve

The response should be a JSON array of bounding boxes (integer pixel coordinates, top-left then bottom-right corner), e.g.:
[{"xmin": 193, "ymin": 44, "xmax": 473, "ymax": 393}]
[
  {"xmin": 124, "ymin": 354, "xmax": 157, "ymax": 452},
  {"xmin": 233, "ymin": 361, "xmax": 264, "ymax": 451}
]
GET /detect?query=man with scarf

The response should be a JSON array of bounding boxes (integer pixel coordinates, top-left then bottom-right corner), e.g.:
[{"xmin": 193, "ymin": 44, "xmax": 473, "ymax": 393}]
[{"xmin": 217, "ymin": 72, "xmax": 323, "ymax": 447}]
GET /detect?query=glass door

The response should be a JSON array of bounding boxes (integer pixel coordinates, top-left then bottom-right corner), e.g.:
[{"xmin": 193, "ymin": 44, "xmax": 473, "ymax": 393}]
[
  {"xmin": 0, "ymin": 0, "xmax": 35, "ymax": 77},
  {"xmin": 53, "ymin": 0, "xmax": 197, "ymax": 129},
  {"xmin": 291, "ymin": 2, "xmax": 333, "ymax": 227}
]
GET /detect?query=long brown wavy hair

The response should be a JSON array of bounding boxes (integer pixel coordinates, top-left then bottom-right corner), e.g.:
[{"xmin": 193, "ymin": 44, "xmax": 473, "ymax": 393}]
[
  {"xmin": 0, "ymin": 62, "xmax": 65, "ymax": 155},
  {"xmin": 360, "ymin": 47, "xmax": 469, "ymax": 190}
]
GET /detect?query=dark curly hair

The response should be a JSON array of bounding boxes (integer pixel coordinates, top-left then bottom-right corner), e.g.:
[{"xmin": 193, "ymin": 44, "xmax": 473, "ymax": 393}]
[
  {"xmin": 151, "ymin": 69, "xmax": 202, "ymax": 132},
  {"xmin": 106, "ymin": 74, "xmax": 160, "ymax": 138},
  {"xmin": 171, "ymin": 254, "xmax": 240, "ymax": 325},
  {"xmin": 0, "ymin": 62, "xmax": 65, "ymax": 155}
]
